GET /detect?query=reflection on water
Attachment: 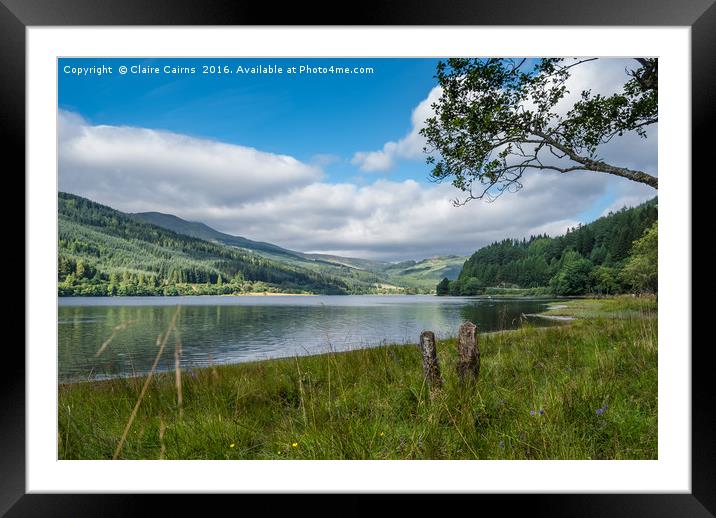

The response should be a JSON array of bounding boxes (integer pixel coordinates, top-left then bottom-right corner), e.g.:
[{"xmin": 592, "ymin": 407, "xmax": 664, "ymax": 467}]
[{"xmin": 58, "ymin": 295, "xmax": 558, "ymax": 382}]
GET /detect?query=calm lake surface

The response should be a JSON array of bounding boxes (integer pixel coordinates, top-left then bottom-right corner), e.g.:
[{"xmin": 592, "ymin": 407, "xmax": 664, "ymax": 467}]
[{"xmin": 58, "ymin": 295, "xmax": 559, "ymax": 383}]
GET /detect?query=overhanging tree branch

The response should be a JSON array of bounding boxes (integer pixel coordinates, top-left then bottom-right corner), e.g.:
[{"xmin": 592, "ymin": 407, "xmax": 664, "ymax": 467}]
[
  {"xmin": 420, "ymin": 57, "xmax": 659, "ymax": 204},
  {"xmin": 534, "ymin": 130, "xmax": 658, "ymax": 188}
]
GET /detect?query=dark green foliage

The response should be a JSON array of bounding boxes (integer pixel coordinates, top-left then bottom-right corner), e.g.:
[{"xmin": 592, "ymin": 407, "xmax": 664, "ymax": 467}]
[
  {"xmin": 440, "ymin": 198, "xmax": 657, "ymax": 296},
  {"xmin": 58, "ymin": 192, "xmax": 353, "ymax": 296},
  {"xmin": 549, "ymin": 255, "xmax": 593, "ymax": 296},
  {"xmin": 436, "ymin": 277, "xmax": 450, "ymax": 296},
  {"xmin": 133, "ymin": 211, "xmax": 305, "ymax": 260},
  {"xmin": 61, "ymin": 193, "xmax": 471, "ymax": 296},
  {"xmin": 590, "ymin": 266, "xmax": 622, "ymax": 295},
  {"xmin": 620, "ymin": 221, "xmax": 658, "ymax": 294}
]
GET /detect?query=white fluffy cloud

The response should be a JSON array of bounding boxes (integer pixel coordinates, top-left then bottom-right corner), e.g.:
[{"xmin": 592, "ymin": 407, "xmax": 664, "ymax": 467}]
[
  {"xmin": 351, "ymin": 86, "xmax": 442, "ymax": 172},
  {"xmin": 600, "ymin": 180, "xmax": 658, "ymax": 217},
  {"xmin": 180, "ymin": 171, "xmax": 612, "ymax": 261},
  {"xmin": 550, "ymin": 58, "xmax": 658, "ymax": 176},
  {"xmin": 58, "ymin": 111, "xmax": 322, "ymax": 214},
  {"xmin": 351, "ymin": 59, "xmax": 657, "ymax": 179},
  {"xmin": 59, "ymin": 94, "xmax": 655, "ymax": 261}
]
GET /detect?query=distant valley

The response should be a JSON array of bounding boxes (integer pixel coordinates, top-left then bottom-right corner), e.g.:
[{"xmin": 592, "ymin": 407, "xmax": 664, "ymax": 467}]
[{"xmin": 58, "ymin": 192, "xmax": 465, "ymax": 296}]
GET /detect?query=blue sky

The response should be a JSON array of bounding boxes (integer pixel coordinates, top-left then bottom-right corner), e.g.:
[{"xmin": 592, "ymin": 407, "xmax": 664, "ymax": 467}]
[
  {"xmin": 59, "ymin": 58, "xmax": 443, "ymax": 184},
  {"xmin": 58, "ymin": 58, "xmax": 657, "ymax": 260}
]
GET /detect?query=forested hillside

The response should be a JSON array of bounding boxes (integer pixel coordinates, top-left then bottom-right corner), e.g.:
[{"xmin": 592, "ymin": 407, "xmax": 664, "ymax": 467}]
[
  {"xmin": 133, "ymin": 211, "xmax": 304, "ymax": 260},
  {"xmin": 58, "ymin": 193, "xmax": 354, "ymax": 296},
  {"xmin": 132, "ymin": 212, "xmax": 396, "ymax": 285},
  {"xmin": 438, "ymin": 198, "xmax": 658, "ymax": 296},
  {"xmin": 133, "ymin": 207, "xmax": 467, "ymax": 292},
  {"xmin": 133, "ymin": 212, "xmax": 467, "ymax": 286},
  {"xmin": 59, "ymin": 192, "xmax": 655, "ymax": 299}
]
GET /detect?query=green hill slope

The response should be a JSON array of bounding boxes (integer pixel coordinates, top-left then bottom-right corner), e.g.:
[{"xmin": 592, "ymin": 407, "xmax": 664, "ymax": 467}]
[
  {"xmin": 133, "ymin": 211, "xmax": 304, "ymax": 261},
  {"xmin": 441, "ymin": 198, "xmax": 658, "ymax": 296},
  {"xmin": 380, "ymin": 256, "xmax": 466, "ymax": 289},
  {"xmin": 133, "ymin": 212, "xmax": 393, "ymax": 271},
  {"xmin": 59, "ymin": 192, "xmax": 474, "ymax": 296},
  {"xmin": 133, "ymin": 209, "xmax": 467, "ymax": 291},
  {"xmin": 58, "ymin": 193, "xmax": 353, "ymax": 296}
]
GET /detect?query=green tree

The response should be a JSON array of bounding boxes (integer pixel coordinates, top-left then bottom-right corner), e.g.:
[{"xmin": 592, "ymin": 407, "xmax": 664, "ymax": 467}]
[
  {"xmin": 621, "ymin": 221, "xmax": 658, "ymax": 293},
  {"xmin": 420, "ymin": 58, "xmax": 658, "ymax": 204},
  {"xmin": 590, "ymin": 244, "xmax": 608, "ymax": 265},
  {"xmin": 436, "ymin": 277, "xmax": 450, "ymax": 295},
  {"xmin": 448, "ymin": 279, "xmax": 463, "ymax": 296},
  {"xmin": 590, "ymin": 265, "xmax": 620, "ymax": 295},
  {"xmin": 550, "ymin": 255, "xmax": 594, "ymax": 295},
  {"xmin": 75, "ymin": 259, "xmax": 87, "ymax": 279},
  {"xmin": 461, "ymin": 277, "xmax": 483, "ymax": 295}
]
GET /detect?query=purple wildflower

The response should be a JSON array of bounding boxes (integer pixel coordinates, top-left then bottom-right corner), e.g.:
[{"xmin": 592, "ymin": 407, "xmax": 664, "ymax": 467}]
[
  {"xmin": 530, "ymin": 410, "xmax": 536, "ymax": 416},
  {"xmin": 538, "ymin": 409, "xmax": 545, "ymax": 415},
  {"xmin": 498, "ymin": 440, "xmax": 505, "ymax": 449}
]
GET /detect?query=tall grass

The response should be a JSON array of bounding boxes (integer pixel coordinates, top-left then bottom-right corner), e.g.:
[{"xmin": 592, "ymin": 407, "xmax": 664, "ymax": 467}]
[
  {"xmin": 58, "ymin": 296, "xmax": 657, "ymax": 460},
  {"xmin": 112, "ymin": 306, "xmax": 179, "ymax": 459}
]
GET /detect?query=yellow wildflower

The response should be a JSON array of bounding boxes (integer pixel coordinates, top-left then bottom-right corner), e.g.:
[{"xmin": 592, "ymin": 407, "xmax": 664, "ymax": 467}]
[
  {"xmin": 229, "ymin": 443, "xmax": 235, "ymax": 448},
  {"xmin": 292, "ymin": 442, "xmax": 298, "ymax": 448}
]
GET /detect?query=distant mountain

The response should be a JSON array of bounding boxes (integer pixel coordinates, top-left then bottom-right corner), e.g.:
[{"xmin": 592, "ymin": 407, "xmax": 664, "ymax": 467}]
[
  {"xmin": 133, "ymin": 212, "xmax": 303, "ymax": 260},
  {"xmin": 133, "ymin": 210, "xmax": 467, "ymax": 288},
  {"xmin": 59, "ymin": 192, "xmax": 469, "ymax": 296},
  {"xmin": 298, "ymin": 253, "xmax": 389, "ymax": 271},
  {"xmin": 133, "ymin": 212, "xmax": 397, "ymax": 272},
  {"xmin": 380, "ymin": 255, "xmax": 466, "ymax": 289},
  {"xmin": 58, "ymin": 193, "xmax": 354, "ymax": 296}
]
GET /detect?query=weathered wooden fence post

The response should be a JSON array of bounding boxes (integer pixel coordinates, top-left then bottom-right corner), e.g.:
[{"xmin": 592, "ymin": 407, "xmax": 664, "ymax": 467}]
[
  {"xmin": 457, "ymin": 322, "xmax": 480, "ymax": 383},
  {"xmin": 420, "ymin": 330, "xmax": 443, "ymax": 388}
]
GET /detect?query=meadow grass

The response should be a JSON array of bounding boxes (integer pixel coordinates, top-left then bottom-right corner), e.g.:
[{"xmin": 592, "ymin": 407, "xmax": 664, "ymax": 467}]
[
  {"xmin": 58, "ymin": 296, "xmax": 657, "ymax": 460},
  {"xmin": 540, "ymin": 295, "xmax": 657, "ymax": 319}
]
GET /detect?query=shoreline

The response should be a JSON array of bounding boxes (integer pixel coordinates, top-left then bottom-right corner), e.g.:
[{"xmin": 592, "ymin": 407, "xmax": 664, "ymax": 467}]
[
  {"xmin": 59, "ymin": 326, "xmax": 559, "ymax": 387},
  {"xmin": 58, "ymin": 292, "xmax": 568, "ymax": 300},
  {"xmin": 58, "ymin": 296, "xmax": 656, "ymax": 386},
  {"xmin": 58, "ymin": 303, "xmax": 569, "ymax": 386},
  {"xmin": 58, "ymin": 295, "xmax": 658, "ymax": 460},
  {"xmin": 226, "ymin": 292, "xmax": 315, "ymax": 297}
]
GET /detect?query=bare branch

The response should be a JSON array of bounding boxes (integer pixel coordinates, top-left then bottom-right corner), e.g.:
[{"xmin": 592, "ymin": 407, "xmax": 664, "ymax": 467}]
[{"xmin": 533, "ymin": 130, "xmax": 658, "ymax": 188}]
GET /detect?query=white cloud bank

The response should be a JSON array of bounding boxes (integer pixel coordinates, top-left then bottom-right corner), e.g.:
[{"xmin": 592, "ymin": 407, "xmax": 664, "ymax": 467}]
[
  {"xmin": 351, "ymin": 86, "xmax": 442, "ymax": 172},
  {"xmin": 59, "ymin": 102, "xmax": 654, "ymax": 261},
  {"xmin": 59, "ymin": 110, "xmax": 322, "ymax": 213},
  {"xmin": 351, "ymin": 59, "xmax": 657, "ymax": 179},
  {"xmin": 209, "ymin": 172, "xmax": 609, "ymax": 260}
]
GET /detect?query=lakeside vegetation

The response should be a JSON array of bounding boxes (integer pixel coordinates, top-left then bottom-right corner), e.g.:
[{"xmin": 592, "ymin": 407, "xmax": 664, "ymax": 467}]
[
  {"xmin": 59, "ymin": 193, "xmax": 367, "ymax": 296},
  {"xmin": 59, "ymin": 191, "xmax": 657, "ymax": 300},
  {"xmin": 58, "ymin": 192, "xmax": 463, "ymax": 297},
  {"xmin": 58, "ymin": 296, "xmax": 656, "ymax": 460},
  {"xmin": 437, "ymin": 198, "xmax": 657, "ymax": 297},
  {"xmin": 56, "ymin": 57, "xmax": 660, "ymax": 463}
]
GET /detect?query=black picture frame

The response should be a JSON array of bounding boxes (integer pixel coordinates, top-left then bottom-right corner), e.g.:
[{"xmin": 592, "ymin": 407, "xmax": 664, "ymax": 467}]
[{"xmin": 6, "ymin": 0, "xmax": 709, "ymax": 515}]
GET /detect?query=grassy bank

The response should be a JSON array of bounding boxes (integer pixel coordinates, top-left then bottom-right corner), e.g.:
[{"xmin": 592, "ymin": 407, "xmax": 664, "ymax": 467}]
[{"xmin": 58, "ymin": 296, "xmax": 657, "ymax": 460}]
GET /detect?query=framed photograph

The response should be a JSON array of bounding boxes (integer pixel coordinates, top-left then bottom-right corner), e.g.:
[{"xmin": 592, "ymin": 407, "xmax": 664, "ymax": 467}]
[{"xmin": 8, "ymin": 0, "xmax": 710, "ymax": 514}]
